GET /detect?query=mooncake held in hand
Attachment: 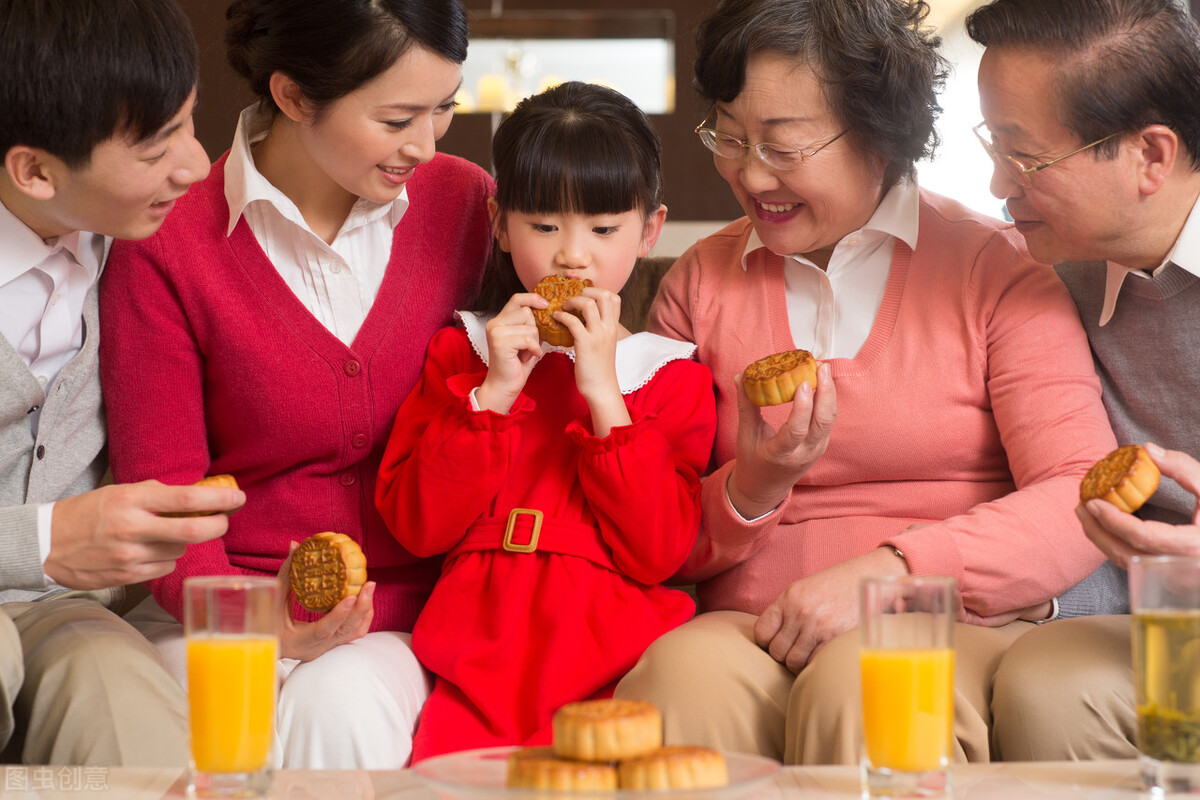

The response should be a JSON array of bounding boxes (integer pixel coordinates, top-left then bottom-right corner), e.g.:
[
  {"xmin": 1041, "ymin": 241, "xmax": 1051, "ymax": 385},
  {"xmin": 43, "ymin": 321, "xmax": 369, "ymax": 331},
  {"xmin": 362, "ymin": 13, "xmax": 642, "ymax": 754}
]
[
  {"xmin": 1080, "ymin": 444, "xmax": 1161, "ymax": 513},
  {"xmin": 742, "ymin": 349, "xmax": 819, "ymax": 407},
  {"xmin": 533, "ymin": 274, "xmax": 594, "ymax": 347},
  {"xmin": 289, "ymin": 532, "xmax": 367, "ymax": 613},
  {"xmin": 160, "ymin": 474, "xmax": 242, "ymax": 518}
]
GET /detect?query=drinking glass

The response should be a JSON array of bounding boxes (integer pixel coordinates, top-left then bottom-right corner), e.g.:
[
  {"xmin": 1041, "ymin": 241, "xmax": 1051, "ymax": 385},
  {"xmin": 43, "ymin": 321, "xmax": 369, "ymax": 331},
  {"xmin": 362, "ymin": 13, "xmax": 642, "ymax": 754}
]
[
  {"xmin": 185, "ymin": 576, "xmax": 279, "ymax": 798},
  {"xmin": 1130, "ymin": 555, "xmax": 1200, "ymax": 796},
  {"xmin": 860, "ymin": 575, "xmax": 956, "ymax": 798}
]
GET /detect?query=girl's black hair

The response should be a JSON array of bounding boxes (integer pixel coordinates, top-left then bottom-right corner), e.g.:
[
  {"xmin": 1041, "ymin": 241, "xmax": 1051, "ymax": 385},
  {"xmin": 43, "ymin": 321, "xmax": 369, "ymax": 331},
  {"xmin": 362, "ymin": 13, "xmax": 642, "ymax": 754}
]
[{"xmin": 469, "ymin": 81, "xmax": 664, "ymax": 315}]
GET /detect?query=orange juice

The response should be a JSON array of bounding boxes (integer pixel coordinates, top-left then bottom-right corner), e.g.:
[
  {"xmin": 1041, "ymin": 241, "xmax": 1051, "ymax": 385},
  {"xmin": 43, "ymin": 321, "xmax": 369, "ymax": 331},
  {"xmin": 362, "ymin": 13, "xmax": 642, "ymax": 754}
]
[
  {"xmin": 187, "ymin": 635, "xmax": 277, "ymax": 773},
  {"xmin": 861, "ymin": 648, "xmax": 954, "ymax": 772}
]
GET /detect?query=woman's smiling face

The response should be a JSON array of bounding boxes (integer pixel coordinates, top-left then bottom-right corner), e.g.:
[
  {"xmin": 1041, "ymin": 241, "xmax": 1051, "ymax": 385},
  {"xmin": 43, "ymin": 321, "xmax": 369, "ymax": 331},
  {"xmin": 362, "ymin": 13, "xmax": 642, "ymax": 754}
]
[{"xmin": 711, "ymin": 51, "xmax": 886, "ymax": 262}]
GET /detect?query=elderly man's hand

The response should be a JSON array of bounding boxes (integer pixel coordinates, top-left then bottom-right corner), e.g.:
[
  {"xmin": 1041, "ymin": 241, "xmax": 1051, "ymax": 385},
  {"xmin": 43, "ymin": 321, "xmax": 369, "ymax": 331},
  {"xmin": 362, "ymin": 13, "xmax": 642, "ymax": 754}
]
[
  {"xmin": 1077, "ymin": 443, "xmax": 1200, "ymax": 569},
  {"xmin": 727, "ymin": 362, "xmax": 836, "ymax": 520}
]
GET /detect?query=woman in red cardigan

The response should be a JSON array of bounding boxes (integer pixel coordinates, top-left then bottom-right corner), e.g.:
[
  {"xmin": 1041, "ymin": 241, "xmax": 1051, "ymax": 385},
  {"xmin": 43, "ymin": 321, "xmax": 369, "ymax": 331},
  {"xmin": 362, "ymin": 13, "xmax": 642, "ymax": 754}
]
[{"xmin": 98, "ymin": 0, "xmax": 492, "ymax": 770}]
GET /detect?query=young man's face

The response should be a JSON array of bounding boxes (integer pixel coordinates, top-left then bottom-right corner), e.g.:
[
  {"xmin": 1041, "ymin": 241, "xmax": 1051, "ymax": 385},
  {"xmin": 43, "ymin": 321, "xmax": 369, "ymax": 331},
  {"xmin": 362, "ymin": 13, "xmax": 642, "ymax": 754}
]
[
  {"xmin": 43, "ymin": 89, "xmax": 210, "ymax": 240},
  {"xmin": 977, "ymin": 47, "xmax": 1139, "ymax": 266}
]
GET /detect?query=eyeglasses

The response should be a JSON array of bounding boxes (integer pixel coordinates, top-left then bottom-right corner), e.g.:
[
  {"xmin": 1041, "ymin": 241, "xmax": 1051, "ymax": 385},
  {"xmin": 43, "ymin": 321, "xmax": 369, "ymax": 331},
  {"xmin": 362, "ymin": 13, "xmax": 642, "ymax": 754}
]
[
  {"xmin": 972, "ymin": 122, "xmax": 1120, "ymax": 188},
  {"xmin": 694, "ymin": 113, "xmax": 848, "ymax": 171}
]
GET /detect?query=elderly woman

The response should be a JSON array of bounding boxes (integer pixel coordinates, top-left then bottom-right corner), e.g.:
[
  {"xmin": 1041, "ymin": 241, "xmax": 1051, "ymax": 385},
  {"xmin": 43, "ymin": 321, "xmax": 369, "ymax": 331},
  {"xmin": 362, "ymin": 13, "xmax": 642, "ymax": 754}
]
[{"xmin": 614, "ymin": 0, "xmax": 1118, "ymax": 765}]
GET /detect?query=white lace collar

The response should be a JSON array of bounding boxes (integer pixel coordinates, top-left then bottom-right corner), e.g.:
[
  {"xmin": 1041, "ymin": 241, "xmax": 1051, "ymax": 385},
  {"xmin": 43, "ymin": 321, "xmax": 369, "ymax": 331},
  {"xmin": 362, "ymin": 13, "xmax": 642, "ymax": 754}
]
[{"xmin": 455, "ymin": 311, "xmax": 698, "ymax": 394}]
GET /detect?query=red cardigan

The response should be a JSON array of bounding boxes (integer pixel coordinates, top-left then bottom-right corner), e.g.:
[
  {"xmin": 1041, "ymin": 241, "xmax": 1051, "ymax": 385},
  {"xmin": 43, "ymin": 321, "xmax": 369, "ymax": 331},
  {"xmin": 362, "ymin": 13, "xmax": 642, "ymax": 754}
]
[{"xmin": 100, "ymin": 152, "xmax": 494, "ymax": 630}]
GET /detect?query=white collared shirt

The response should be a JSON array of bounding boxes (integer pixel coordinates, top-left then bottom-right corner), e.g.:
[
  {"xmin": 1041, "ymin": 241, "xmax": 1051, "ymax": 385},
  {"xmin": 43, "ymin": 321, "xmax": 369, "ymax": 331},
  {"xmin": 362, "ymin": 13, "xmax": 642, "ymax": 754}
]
[
  {"xmin": 1098, "ymin": 191, "xmax": 1200, "ymax": 326},
  {"xmin": 0, "ymin": 198, "xmax": 106, "ymax": 583},
  {"xmin": 224, "ymin": 105, "xmax": 408, "ymax": 345},
  {"xmin": 739, "ymin": 179, "xmax": 920, "ymax": 359}
]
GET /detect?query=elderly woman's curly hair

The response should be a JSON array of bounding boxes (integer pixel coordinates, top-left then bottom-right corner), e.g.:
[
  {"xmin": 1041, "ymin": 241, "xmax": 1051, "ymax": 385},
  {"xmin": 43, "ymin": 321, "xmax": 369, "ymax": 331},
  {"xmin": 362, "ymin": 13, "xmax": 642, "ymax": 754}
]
[{"xmin": 694, "ymin": 0, "xmax": 948, "ymax": 189}]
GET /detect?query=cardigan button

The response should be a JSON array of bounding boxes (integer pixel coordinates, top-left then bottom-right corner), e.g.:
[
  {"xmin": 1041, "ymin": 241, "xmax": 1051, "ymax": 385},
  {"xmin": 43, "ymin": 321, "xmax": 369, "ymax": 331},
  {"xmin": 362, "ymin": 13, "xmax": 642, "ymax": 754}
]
[
  {"xmin": 339, "ymin": 472, "xmax": 356, "ymax": 487},
  {"xmin": 351, "ymin": 434, "xmax": 368, "ymax": 449},
  {"xmin": 343, "ymin": 360, "xmax": 361, "ymax": 377},
  {"xmin": 35, "ymin": 445, "xmax": 45, "ymax": 460}
]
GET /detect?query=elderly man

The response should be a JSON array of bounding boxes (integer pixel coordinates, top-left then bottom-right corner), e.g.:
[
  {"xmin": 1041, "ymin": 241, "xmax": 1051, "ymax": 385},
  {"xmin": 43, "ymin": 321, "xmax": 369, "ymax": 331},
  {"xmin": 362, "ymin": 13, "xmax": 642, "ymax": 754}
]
[{"xmin": 968, "ymin": 0, "xmax": 1200, "ymax": 761}]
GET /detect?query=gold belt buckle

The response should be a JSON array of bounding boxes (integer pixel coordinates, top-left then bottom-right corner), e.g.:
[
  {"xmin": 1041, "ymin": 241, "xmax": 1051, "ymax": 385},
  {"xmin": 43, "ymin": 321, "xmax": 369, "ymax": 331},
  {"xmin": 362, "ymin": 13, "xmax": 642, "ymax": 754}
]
[{"xmin": 502, "ymin": 508, "xmax": 543, "ymax": 553}]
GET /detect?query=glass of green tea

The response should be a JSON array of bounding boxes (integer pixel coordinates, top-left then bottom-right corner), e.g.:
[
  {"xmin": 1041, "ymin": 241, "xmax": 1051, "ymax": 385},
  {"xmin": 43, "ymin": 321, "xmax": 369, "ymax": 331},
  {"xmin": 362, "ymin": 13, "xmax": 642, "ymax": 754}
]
[{"xmin": 1131, "ymin": 555, "xmax": 1200, "ymax": 795}]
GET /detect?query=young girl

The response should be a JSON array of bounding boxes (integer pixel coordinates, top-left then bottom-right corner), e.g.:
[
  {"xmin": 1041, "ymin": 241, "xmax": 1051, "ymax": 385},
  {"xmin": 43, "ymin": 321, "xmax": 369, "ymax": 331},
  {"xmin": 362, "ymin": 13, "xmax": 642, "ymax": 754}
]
[
  {"xmin": 99, "ymin": 0, "xmax": 492, "ymax": 770},
  {"xmin": 376, "ymin": 81, "xmax": 717, "ymax": 761}
]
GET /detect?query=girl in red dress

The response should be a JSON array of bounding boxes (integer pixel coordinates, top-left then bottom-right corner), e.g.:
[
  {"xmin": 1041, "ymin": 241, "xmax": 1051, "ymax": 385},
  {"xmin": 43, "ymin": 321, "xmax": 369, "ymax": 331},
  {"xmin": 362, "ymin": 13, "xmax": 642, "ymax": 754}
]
[{"xmin": 375, "ymin": 81, "xmax": 717, "ymax": 761}]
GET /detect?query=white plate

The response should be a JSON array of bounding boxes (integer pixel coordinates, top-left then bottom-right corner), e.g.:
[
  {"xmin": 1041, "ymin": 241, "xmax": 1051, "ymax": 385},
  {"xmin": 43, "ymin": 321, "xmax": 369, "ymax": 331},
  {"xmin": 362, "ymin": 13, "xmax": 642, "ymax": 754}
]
[{"xmin": 413, "ymin": 747, "xmax": 782, "ymax": 800}]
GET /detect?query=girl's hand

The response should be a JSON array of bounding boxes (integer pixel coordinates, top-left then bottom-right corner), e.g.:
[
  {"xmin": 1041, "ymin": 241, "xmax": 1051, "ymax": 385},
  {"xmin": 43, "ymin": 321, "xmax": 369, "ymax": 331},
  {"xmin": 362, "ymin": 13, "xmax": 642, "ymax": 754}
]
[
  {"xmin": 476, "ymin": 292, "xmax": 547, "ymax": 414},
  {"xmin": 727, "ymin": 362, "xmax": 836, "ymax": 519},
  {"xmin": 558, "ymin": 287, "xmax": 630, "ymax": 436},
  {"xmin": 275, "ymin": 542, "xmax": 374, "ymax": 662}
]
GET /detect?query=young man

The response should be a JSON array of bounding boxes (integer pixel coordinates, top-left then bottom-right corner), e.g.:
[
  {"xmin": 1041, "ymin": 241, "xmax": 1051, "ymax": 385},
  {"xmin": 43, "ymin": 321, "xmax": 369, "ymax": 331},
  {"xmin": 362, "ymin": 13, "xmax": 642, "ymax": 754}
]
[
  {"xmin": 967, "ymin": 0, "xmax": 1200, "ymax": 760},
  {"xmin": 0, "ymin": 0, "xmax": 240, "ymax": 765}
]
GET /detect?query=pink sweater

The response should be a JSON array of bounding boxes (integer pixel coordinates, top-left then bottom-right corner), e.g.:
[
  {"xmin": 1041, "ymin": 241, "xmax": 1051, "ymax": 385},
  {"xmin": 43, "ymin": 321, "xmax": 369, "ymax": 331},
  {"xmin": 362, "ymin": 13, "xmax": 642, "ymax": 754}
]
[
  {"xmin": 650, "ymin": 190, "xmax": 1117, "ymax": 620},
  {"xmin": 99, "ymin": 152, "xmax": 494, "ymax": 629}
]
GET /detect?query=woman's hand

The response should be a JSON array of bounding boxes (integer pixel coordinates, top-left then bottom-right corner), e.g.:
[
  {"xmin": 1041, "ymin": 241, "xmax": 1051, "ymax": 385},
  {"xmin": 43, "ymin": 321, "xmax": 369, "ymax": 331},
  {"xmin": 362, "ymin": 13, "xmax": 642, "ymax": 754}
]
[
  {"xmin": 557, "ymin": 287, "xmax": 630, "ymax": 436},
  {"xmin": 275, "ymin": 543, "xmax": 374, "ymax": 662},
  {"xmin": 1077, "ymin": 442, "xmax": 1200, "ymax": 569},
  {"xmin": 727, "ymin": 362, "xmax": 836, "ymax": 519},
  {"xmin": 476, "ymin": 292, "xmax": 547, "ymax": 414},
  {"xmin": 754, "ymin": 547, "xmax": 906, "ymax": 672}
]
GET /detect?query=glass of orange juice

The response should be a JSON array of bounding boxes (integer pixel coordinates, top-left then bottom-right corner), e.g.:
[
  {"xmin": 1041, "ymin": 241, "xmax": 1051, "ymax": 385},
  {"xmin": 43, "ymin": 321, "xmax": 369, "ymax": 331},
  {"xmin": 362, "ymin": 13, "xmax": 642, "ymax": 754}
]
[
  {"xmin": 860, "ymin": 575, "xmax": 955, "ymax": 798},
  {"xmin": 184, "ymin": 576, "xmax": 279, "ymax": 798}
]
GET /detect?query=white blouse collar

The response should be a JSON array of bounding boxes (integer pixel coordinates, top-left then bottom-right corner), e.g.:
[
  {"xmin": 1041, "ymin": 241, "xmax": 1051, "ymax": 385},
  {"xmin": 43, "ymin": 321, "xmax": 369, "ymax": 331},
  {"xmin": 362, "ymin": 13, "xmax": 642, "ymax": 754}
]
[{"xmin": 456, "ymin": 311, "xmax": 698, "ymax": 395}]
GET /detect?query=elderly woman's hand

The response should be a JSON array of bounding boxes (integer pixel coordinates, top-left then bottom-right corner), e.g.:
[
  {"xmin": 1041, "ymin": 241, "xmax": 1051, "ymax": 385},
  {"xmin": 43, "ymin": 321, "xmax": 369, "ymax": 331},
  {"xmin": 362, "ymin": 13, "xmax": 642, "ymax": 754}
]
[
  {"xmin": 726, "ymin": 362, "xmax": 836, "ymax": 519},
  {"xmin": 754, "ymin": 546, "xmax": 906, "ymax": 672},
  {"xmin": 1077, "ymin": 442, "xmax": 1200, "ymax": 569}
]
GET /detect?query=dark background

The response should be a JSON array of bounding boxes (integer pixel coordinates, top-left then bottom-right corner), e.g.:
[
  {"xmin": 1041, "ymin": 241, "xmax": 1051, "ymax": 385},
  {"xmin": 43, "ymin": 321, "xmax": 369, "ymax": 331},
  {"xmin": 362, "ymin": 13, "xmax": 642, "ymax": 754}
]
[
  {"xmin": 175, "ymin": 0, "xmax": 1200, "ymax": 223},
  {"xmin": 175, "ymin": 0, "xmax": 741, "ymax": 222}
]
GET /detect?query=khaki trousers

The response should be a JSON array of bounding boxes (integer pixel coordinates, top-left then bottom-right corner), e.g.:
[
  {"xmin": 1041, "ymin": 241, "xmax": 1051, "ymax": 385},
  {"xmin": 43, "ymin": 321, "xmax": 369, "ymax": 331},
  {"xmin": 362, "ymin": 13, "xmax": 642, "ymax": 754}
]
[
  {"xmin": 0, "ymin": 593, "xmax": 188, "ymax": 766},
  {"xmin": 615, "ymin": 610, "xmax": 1033, "ymax": 765},
  {"xmin": 991, "ymin": 614, "xmax": 1136, "ymax": 760}
]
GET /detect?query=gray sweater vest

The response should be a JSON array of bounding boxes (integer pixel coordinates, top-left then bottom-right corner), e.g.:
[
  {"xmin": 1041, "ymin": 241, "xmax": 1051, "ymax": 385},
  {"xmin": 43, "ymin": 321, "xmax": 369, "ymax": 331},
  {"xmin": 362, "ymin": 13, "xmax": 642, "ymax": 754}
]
[{"xmin": 1054, "ymin": 261, "xmax": 1200, "ymax": 616}]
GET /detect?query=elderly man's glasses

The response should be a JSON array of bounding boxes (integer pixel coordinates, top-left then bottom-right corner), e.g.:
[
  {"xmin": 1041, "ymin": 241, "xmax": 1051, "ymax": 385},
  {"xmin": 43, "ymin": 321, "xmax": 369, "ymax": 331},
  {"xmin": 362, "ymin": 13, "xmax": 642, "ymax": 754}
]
[
  {"xmin": 973, "ymin": 122, "xmax": 1120, "ymax": 188},
  {"xmin": 695, "ymin": 113, "xmax": 847, "ymax": 171}
]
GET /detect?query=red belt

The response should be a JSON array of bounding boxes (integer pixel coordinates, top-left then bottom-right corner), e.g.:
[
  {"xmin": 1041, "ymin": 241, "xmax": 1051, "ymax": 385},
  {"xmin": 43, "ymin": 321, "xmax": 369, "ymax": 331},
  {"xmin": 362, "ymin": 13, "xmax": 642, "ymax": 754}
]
[{"xmin": 448, "ymin": 509, "xmax": 617, "ymax": 571}]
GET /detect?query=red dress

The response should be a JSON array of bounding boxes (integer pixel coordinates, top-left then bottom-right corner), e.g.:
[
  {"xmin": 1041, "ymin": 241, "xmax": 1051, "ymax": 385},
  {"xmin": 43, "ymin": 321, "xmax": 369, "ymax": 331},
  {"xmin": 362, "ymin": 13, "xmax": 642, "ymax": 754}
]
[{"xmin": 376, "ymin": 320, "xmax": 716, "ymax": 761}]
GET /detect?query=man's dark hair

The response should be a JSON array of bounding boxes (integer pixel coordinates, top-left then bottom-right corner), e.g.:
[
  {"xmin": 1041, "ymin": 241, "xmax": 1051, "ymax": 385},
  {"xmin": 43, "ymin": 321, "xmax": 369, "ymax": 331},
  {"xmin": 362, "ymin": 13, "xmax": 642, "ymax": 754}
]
[
  {"xmin": 967, "ymin": 0, "xmax": 1200, "ymax": 169},
  {"xmin": 0, "ymin": 0, "xmax": 199, "ymax": 168}
]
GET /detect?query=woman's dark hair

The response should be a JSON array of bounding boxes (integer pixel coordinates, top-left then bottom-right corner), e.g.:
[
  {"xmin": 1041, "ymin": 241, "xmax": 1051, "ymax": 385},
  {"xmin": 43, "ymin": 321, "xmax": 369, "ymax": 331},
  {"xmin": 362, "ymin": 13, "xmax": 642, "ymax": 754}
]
[
  {"xmin": 967, "ymin": 0, "xmax": 1200, "ymax": 170},
  {"xmin": 225, "ymin": 0, "xmax": 469, "ymax": 117},
  {"xmin": 0, "ymin": 0, "xmax": 198, "ymax": 168},
  {"xmin": 469, "ymin": 81, "xmax": 664, "ymax": 315},
  {"xmin": 693, "ymin": 0, "xmax": 947, "ymax": 189}
]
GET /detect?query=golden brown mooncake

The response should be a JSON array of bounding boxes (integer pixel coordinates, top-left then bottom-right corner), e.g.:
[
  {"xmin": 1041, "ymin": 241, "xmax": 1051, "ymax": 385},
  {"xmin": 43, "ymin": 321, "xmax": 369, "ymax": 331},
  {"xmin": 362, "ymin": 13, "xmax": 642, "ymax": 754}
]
[
  {"xmin": 506, "ymin": 746, "xmax": 618, "ymax": 791},
  {"xmin": 552, "ymin": 699, "xmax": 662, "ymax": 763},
  {"xmin": 742, "ymin": 349, "xmax": 819, "ymax": 407},
  {"xmin": 289, "ymin": 532, "xmax": 367, "ymax": 613},
  {"xmin": 533, "ymin": 274, "xmax": 594, "ymax": 347},
  {"xmin": 160, "ymin": 474, "xmax": 242, "ymax": 518},
  {"xmin": 617, "ymin": 745, "xmax": 729, "ymax": 790},
  {"xmin": 1080, "ymin": 444, "xmax": 1162, "ymax": 513}
]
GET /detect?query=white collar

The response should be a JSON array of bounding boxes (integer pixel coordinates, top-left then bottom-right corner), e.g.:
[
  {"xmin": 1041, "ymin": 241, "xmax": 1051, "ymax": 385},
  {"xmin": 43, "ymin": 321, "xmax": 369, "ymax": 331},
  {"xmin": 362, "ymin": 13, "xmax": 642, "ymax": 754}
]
[
  {"xmin": 738, "ymin": 178, "xmax": 921, "ymax": 270},
  {"xmin": 0, "ymin": 198, "xmax": 103, "ymax": 289},
  {"xmin": 223, "ymin": 104, "xmax": 407, "ymax": 238},
  {"xmin": 456, "ymin": 310, "xmax": 698, "ymax": 395},
  {"xmin": 1098, "ymin": 190, "xmax": 1200, "ymax": 326}
]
